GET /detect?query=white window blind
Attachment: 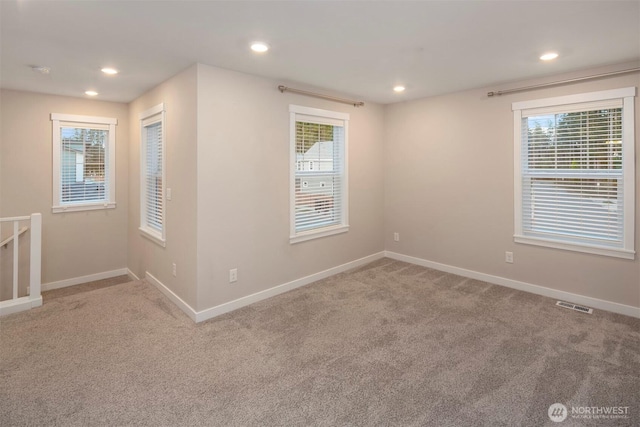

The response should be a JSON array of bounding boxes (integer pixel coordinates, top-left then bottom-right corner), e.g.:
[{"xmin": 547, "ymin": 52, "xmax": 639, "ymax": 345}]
[
  {"xmin": 290, "ymin": 105, "xmax": 349, "ymax": 243},
  {"xmin": 60, "ymin": 126, "xmax": 108, "ymax": 203},
  {"xmin": 51, "ymin": 114, "xmax": 117, "ymax": 213},
  {"xmin": 513, "ymin": 88, "xmax": 635, "ymax": 259},
  {"xmin": 139, "ymin": 103, "xmax": 166, "ymax": 246},
  {"xmin": 144, "ymin": 121, "xmax": 163, "ymax": 231}
]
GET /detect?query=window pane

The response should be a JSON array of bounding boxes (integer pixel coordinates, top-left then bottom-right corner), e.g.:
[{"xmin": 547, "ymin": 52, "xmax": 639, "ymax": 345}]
[
  {"xmin": 522, "ymin": 106, "xmax": 625, "ymax": 248},
  {"xmin": 294, "ymin": 120, "xmax": 344, "ymax": 233},
  {"xmin": 144, "ymin": 121, "xmax": 163, "ymax": 232},
  {"xmin": 60, "ymin": 127, "xmax": 107, "ymax": 203},
  {"xmin": 523, "ymin": 177, "xmax": 622, "ymax": 244},
  {"xmin": 295, "ymin": 175, "xmax": 341, "ymax": 231},
  {"xmin": 526, "ymin": 108, "xmax": 622, "ymax": 171}
]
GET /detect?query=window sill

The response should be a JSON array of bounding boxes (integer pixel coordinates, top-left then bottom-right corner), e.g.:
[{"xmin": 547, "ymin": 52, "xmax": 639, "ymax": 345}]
[
  {"xmin": 290, "ymin": 224, "xmax": 349, "ymax": 244},
  {"xmin": 52, "ymin": 202, "xmax": 116, "ymax": 213},
  {"xmin": 139, "ymin": 227, "xmax": 166, "ymax": 248},
  {"xmin": 514, "ymin": 235, "xmax": 635, "ymax": 260}
]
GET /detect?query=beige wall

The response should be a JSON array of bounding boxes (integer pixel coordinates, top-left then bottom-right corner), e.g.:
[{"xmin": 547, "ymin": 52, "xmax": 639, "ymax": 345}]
[
  {"xmin": 128, "ymin": 65, "xmax": 199, "ymax": 308},
  {"xmin": 4, "ymin": 61, "xmax": 636, "ymax": 315},
  {"xmin": 384, "ymin": 65, "xmax": 640, "ymax": 309},
  {"xmin": 0, "ymin": 90, "xmax": 129, "ymax": 284},
  {"xmin": 195, "ymin": 64, "xmax": 385, "ymax": 310}
]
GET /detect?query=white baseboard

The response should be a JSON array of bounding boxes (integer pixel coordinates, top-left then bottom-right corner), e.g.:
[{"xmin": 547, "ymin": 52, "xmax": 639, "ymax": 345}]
[
  {"xmin": 385, "ymin": 251, "xmax": 640, "ymax": 319},
  {"xmin": 0, "ymin": 295, "xmax": 43, "ymax": 316},
  {"xmin": 42, "ymin": 268, "xmax": 129, "ymax": 292},
  {"xmin": 194, "ymin": 251, "xmax": 386, "ymax": 323},
  {"xmin": 144, "ymin": 271, "xmax": 198, "ymax": 322},
  {"xmin": 127, "ymin": 269, "xmax": 140, "ymax": 281},
  {"xmin": 144, "ymin": 252, "xmax": 386, "ymax": 323}
]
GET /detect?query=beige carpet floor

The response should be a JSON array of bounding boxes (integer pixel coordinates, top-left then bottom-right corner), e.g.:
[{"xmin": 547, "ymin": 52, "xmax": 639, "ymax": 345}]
[{"xmin": 1, "ymin": 258, "xmax": 638, "ymax": 426}]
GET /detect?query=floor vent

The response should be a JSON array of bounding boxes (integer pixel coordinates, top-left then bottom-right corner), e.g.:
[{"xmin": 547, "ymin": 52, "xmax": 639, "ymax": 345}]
[{"xmin": 556, "ymin": 301, "xmax": 593, "ymax": 314}]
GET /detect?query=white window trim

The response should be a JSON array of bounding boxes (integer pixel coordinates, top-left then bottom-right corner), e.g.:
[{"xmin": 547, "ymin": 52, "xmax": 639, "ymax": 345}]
[
  {"xmin": 139, "ymin": 103, "xmax": 166, "ymax": 247},
  {"xmin": 289, "ymin": 105, "xmax": 349, "ymax": 244},
  {"xmin": 512, "ymin": 87, "xmax": 635, "ymax": 259},
  {"xmin": 51, "ymin": 113, "xmax": 117, "ymax": 213}
]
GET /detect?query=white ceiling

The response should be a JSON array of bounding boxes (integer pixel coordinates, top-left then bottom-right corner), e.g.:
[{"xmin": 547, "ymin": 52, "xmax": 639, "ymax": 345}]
[{"xmin": 1, "ymin": 0, "xmax": 639, "ymax": 104}]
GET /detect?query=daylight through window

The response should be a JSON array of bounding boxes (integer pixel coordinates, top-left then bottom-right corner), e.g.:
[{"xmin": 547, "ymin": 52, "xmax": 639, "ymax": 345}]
[
  {"xmin": 290, "ymin": 105, "xmax": 349, "ymax": 243},
  {"xmin": 51, "ymin": 114, "xmax": 117, "ymax": 212},
  {"xmin": 512, "ymin": 88, "xmax": 635, "ymax": 259},
  {"xmin": 139, "ymin": 103, "xmax": 166, "ymax": 246}
]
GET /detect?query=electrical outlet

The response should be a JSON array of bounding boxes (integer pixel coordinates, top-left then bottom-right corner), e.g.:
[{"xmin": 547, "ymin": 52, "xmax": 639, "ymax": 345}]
[
  {"xmin": 167, "ymin": 188, "xmax": 172, "ymax": 201},
  {"xmin": 505, "ymin": 251, "xmax": 514, "ymax": 264},
  {"xmin": 172, "ymin": 263, "xmax": 177, "ymax": 276},
  {"xmin": 229, "ymin": 268, "xmax": 238, "ymax": 283},
  {"xmin": 394, "ymin": 232, "xmax": 400, "ymax": 242}
]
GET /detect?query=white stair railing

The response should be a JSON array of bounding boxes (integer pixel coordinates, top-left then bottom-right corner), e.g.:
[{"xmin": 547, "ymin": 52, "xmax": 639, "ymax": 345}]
[{"xmin": 0, "ymin": 213, "xmax": 42, "ymax": 315}]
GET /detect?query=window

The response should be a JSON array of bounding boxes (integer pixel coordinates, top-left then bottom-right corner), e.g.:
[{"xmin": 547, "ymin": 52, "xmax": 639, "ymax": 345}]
[
  {"xmin": 513, "ymin": 87, "xmax": 635, "ymax": 259},
  {"xmin": 139, "ymin": 103, "xmax": 166, "ymax": 246},
  {"xmin": 290, "ymin": 105, "xmax": 349, "ymax": 243},
  {"xmin": 51, "ymin": 114, "xmax": 116, "ymax": 212}
]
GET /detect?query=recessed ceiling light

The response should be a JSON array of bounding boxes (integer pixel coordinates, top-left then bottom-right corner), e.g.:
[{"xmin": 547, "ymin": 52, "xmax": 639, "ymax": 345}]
[
  {"xmin": 540, "ymin": 52, "xmax": 559, "ymax": 61},
  {"xmin": 250, "ymin": 42, "xmax": 269, "ymax": 53},
  {"xmin": 85, "ymin": 90, "xmax": 98, "ymax": 96},
  {"xmin": 101, "ymin": 67, "xmax": 118, "ymax": 75},
  {"xmin": 393, "ymin": 86, "xmax": 406, "ymax": 93}
]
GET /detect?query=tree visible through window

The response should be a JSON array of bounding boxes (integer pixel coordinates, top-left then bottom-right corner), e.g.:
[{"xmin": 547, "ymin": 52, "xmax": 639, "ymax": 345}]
[
  {"xmin": 51, "ymin": 113, "xmax": 117, "ymax": 213},
  {"xmin": 60, "ymin": 128, "xmax": 107, "ymax": 203},
  {"xmin": 513, "ymin": 88, "xmax": 635, "ymax": 259}
]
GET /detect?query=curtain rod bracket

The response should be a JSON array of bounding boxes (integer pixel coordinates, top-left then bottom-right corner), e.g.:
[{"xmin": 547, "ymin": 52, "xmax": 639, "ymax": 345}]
[{"xmin": 278, "ymin": 85, "xmax": 364, "ymax": 107}]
